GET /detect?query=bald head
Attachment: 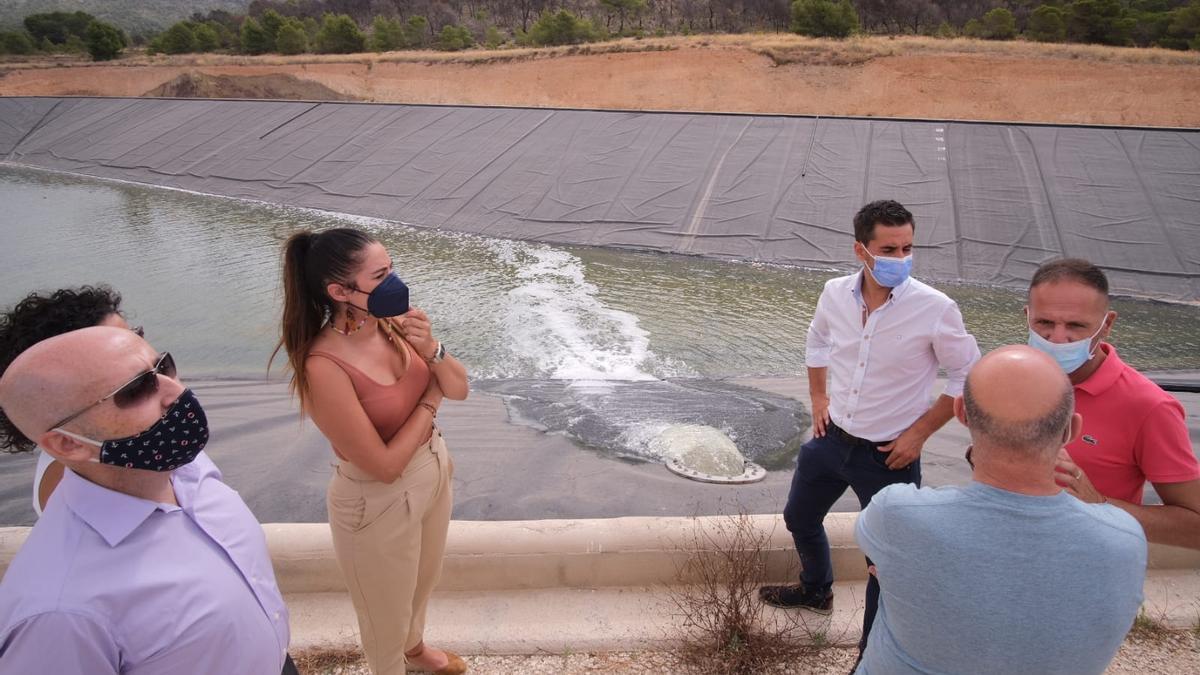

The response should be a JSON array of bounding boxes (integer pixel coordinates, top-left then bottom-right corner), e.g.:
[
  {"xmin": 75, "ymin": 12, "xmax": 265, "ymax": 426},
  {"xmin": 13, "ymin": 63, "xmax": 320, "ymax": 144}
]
[
  {"xmin": 0, "ymin": 327, "xmax": 154, "ymax": 445},
  {"xmin": 962, "ymin": 346, "xmax": 1074, "ymax": 459}
]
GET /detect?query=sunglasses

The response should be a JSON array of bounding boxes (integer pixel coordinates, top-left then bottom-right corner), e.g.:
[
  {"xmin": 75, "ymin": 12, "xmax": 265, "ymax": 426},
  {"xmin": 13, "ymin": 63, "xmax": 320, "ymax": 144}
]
[{"xmin": 50, "ymin": 352, "xmax": 177, "ymax": 429}]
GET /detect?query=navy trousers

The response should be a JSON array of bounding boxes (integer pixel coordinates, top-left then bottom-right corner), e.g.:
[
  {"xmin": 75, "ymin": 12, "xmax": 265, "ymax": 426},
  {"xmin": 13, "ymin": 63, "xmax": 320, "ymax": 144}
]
[{"xmin": 782, "ymin": 422, "xmax": 921, "ymax": 652}]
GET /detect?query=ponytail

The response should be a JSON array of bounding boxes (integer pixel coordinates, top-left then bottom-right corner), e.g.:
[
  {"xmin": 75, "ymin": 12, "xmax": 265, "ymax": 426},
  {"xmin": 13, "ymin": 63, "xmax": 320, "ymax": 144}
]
[{"xmin": 271, "ymin": 228, "xmax": 376, "ymax": 411}]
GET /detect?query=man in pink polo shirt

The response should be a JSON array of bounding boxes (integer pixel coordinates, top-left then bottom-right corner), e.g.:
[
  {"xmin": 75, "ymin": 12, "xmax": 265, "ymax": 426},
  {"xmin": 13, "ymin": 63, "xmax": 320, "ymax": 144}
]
[{"xmin": 1025, "ymin": 258, "xmax": 1200, "ymax": 550}]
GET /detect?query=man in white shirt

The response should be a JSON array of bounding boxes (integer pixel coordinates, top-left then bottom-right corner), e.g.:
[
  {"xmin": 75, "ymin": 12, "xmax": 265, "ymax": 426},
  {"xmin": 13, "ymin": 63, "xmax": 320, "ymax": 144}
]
[{"xmin": 760, "ymin": 200, "xmax": 980, "ymax": 661}]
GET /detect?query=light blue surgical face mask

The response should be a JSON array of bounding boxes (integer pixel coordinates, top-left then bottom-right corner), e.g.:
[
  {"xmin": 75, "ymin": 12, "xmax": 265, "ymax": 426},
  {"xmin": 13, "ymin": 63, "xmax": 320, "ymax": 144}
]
[
  {"xmin": 863, "ymin": 249, "xmax": 913, "ymax": 288},
  {"xmin": 1027, "ymin": 321, "xmax": 1106, "ymax": 374}
]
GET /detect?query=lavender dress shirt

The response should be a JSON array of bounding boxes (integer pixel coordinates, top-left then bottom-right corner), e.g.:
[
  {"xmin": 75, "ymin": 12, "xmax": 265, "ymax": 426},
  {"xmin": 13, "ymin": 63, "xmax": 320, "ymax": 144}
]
[{"xmin": 0, "ymin": 452, "xmax": 290, "ymax": 674}]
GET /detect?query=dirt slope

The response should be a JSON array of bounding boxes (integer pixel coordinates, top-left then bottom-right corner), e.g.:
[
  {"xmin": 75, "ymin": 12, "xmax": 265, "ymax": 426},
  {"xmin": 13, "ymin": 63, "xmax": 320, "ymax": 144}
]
[{"xmin": 2, "ymin": 36, "xmax": 1198, "ymax": 126}]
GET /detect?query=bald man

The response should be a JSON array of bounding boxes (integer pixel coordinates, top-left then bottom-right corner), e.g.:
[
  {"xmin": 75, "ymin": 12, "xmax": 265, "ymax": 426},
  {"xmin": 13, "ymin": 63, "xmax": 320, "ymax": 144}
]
[
  {"xmin": 853, "ymin": 346, "xmax": 1146, "ymax": 675},
  {"xmin": 0, "ymin": 327, "xmax": 294, "ymax": 675}
]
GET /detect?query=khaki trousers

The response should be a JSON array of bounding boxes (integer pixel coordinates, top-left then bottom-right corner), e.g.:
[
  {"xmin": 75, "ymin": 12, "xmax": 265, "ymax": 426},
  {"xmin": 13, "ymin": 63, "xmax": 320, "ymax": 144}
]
[{"xmin": 327, "ymin": 430, "xmax": 453, "ymax": 675}]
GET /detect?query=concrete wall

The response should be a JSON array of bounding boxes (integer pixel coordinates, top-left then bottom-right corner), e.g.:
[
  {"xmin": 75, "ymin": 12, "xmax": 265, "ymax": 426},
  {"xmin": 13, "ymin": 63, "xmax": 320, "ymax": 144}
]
[{"xmin": 3, "ymin": 514, "xmax": 1196, "ymax": 593}]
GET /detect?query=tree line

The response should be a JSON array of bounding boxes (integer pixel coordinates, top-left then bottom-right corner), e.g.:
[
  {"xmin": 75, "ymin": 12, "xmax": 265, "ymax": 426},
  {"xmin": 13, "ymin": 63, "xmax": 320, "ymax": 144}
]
[
  {"xmin": 0, "ymin": 11, "xmax": 126, "ymax": 60},
  {"xmin": 2, "ymin": 0, "xmax": 1198, "ymax": 60}
]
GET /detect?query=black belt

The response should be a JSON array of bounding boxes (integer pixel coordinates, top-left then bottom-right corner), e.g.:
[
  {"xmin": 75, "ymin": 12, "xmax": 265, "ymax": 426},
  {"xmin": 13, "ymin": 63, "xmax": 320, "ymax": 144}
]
[{"xmin": 827, "ymin": 422, "xmax": 892, "ymax": 448}]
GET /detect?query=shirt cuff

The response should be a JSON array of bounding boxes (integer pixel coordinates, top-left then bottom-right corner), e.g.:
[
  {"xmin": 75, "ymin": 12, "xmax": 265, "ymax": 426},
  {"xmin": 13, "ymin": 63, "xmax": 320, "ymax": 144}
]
[
  {"xmin": 805, "ymin": 353, "xmax": 831, "ymax": 368},
  {"xmin": 942, "ymin": 378, "xmax": 966, "ymax": 398}
]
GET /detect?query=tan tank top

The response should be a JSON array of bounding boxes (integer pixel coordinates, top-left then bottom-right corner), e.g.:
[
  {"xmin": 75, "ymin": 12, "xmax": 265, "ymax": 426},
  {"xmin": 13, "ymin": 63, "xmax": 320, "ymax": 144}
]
[{"xmin": 308, "ymin": 338, "xmax": 431, "ymax": 461}]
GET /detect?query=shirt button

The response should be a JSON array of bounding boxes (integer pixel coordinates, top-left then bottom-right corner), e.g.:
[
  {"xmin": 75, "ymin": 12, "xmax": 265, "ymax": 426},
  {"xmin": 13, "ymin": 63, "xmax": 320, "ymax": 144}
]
[
  {"xmin": 274, "ymin": 612, "xmax": 282, "ymax": 620},
  {"xmin": 859, "ymin": 362, "xmax": 865, "ymax": 367},
  {"xmin": 852, "ymin": 389, "xmax": 858, "ymax": 394}
]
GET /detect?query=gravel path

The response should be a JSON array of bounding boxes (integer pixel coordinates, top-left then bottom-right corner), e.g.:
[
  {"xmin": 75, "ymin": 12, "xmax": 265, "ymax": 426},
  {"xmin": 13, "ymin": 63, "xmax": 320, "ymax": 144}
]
[{"xmin": 301, "ymin": 631, "xmax": 1199, "ymax": 674}]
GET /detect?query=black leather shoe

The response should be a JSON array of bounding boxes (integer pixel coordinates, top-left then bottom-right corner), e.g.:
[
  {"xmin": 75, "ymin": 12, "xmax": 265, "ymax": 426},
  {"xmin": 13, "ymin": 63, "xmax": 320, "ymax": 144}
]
[{"xmin": 758, "ymin": 584, "xmax": 834, "ymax": 614}]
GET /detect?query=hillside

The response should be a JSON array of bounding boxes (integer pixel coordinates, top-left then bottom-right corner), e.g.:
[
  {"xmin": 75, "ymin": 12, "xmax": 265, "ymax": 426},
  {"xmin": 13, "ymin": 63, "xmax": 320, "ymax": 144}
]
[
  {"xmin": 0, "ymin": 0, "xmax": 248, "ymax": 35},
  {"xmin": 1, "ymin": 35, "xmax": 1199, "ymax": 127}
]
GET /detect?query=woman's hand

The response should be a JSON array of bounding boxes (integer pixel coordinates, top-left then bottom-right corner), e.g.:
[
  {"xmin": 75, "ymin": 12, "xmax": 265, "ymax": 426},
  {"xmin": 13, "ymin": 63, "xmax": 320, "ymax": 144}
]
[{"xmin": 398, "ymin": 308, "xmax": 438, "ymax": 361}]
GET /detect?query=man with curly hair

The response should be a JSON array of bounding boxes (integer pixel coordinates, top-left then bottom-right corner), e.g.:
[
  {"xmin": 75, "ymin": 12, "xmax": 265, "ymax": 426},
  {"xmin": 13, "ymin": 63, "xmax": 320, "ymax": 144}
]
[
  {"xmin": 0, "ymin": 286, "xmax": 141, "ymax": 516},
  {"xmin": 0, "ymin": 327, "xmax": 294, "ymax": 674}
]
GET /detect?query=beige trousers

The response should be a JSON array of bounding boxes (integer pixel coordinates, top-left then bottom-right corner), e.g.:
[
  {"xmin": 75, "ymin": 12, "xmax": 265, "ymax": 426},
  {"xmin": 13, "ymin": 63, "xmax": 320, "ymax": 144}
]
[{"xmin": 327, "ymin": 430, "xmax": 454, "ymax": 675}]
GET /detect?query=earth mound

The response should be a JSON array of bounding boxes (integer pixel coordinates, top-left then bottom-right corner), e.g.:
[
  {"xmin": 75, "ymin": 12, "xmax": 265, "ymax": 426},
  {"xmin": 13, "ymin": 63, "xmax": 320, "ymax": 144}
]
[{"xmin": 144, "ymin": 72, "xmax": 352, "ymax": 101}]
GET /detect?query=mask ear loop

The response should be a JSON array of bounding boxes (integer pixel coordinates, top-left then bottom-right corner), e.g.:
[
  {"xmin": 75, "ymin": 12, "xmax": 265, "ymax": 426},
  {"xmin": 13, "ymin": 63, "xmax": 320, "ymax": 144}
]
[
  {"xmin": 50, "ymin": 428, "xmax": 106, "ymax": 464},
  {"xmin": 1083, "ymin": 318, "xmax": 1108, "ymax": 360},
  {"xmin": 330, "ymin": 284, "xmax": 371, "ymax": 334},
  {"xmin": 52, "ymin": 427, "xmax": 103, "ymax": 447}
]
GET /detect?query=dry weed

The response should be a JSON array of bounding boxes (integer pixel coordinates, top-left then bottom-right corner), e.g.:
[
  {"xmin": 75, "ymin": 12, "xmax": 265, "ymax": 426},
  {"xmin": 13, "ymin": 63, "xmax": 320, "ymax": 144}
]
[
  {"xmin": 1128, "ymin": 606, "xmax": 1174, "ymax": 643},
  {"xmin": 7, "ymin": 33, "xmax": 1199, "ymax": 74},
  {"xmin": 292, "ymin": 646, "xmax": 366, "ymax": 671},
  {"xmin": 667, "ymin": 511, "xmax": 849, "ymax": 675}
]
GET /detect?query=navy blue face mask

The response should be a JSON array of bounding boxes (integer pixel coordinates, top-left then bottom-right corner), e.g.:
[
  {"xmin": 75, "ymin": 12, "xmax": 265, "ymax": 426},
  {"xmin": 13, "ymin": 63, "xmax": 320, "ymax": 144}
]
[
  {"xmin": 54, "ymin": 389, "xmax": 209, "ymax": 472},
  {"xmin": 350, "ymin": 273, "xmax": 410, "ymax": 318}
]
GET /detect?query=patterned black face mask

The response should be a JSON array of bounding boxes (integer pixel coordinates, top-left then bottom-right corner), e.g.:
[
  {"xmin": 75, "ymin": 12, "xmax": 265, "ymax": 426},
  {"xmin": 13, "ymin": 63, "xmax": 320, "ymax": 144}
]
[{"xmin": 56, "ymin": 390, "xmax": 209, "ymax": 472}]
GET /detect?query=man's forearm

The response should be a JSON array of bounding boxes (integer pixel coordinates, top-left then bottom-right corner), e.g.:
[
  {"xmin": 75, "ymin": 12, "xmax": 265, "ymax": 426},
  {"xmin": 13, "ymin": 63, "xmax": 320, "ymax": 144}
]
[
  {"xmin": 907, "ymin": 394, "xmax": 955, "ymax": 439},
  {"xmin": 1108, "ymin": 500, "xmax": 1200, "ymax": 550},
  {"xmin": 807, "ymin": 366, "xmax": 827, "ymax": 398}
]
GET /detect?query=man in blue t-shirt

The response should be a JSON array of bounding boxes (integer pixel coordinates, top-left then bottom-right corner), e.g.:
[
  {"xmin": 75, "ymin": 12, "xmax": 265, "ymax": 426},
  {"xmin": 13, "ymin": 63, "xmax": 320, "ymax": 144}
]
[{"xmin": 855, "ymin": 345, "xmax": 1146, "ymax": 675}]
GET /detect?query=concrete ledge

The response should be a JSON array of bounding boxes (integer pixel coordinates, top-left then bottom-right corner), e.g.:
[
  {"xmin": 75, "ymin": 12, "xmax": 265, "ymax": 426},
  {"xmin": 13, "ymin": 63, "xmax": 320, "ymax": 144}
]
[
  {"xmin": 289, "ymin": 570, "xmax": 1200, "ymax": 653},
  {"xmin": 4, "ymin": 513, "xmax": 1198, "ymax": 593},
  {"xmin": 266, "ymin": 514, "xmax": 858, "ymax": 594}
]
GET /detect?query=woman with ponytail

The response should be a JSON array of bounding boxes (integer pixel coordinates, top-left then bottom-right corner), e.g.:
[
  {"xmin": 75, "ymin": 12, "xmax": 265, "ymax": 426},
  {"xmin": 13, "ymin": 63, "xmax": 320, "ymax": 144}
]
[{"xmin": 274, "ymin": 228, "xmax": 469, "ymax": 675}]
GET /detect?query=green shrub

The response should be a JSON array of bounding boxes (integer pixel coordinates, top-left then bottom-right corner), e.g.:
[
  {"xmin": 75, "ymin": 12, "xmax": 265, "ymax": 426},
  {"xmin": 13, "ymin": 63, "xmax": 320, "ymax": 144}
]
[
  {"xmin": 24, "ymin": 11, "xmax": 95, "ymax": 45},
  {"xmin": 317, "ymin": 14, "xmax": 366, "ymax": 54},
  {"xmin": 84, "ymin": 20, "xmax": 125, "ymax": 61},
  {"xmin": 276, "ymin": 20, "xmax": 309, "ymax": 55},
  {"xmin": 1028, "ymin": 6, "xmax": 1068, "ymax": 43},
  {"xmin": 63, "ymin": 34, "xmax": 88, "ymax": 54},
  {"xmin": 484, "ymin": 25, "xmax": 505, "ymax": 48},
  {"xmin": 963, "ymin": 18, "xmax": 984, "ymax": 38},
  {"xmin": 979, "ymin": 7, "xmax": 1016, "ymax": 40},
  {"xmin": 935, "ymin": 21, "xmax": 956, "ymax": 39},
  {"xmin": 1167, "ymin": 1, "xmax": 1200, "ymax": 50},
  {"xmin": 259, "ymin": 9, "xmax": 285, "ymax": 51},
  {"xmin": 303, "ymin": 17, "xmax": 321, "ymax": 41},
  {"xmin": 0, "ymin": 31, "xmax": 36, "ymax": 55},
  {"xmin": 791, "ymin": 0, "xmax": 859, "ymax": 39},
  {"xmin": 437, "ymin": 24, "xmax": 474, "ymax": 51},
  {"xmin": 370, "ymin": 16, "xmax": 407, "ymax": 52},
  {"xmin": 159, "ymin": 22, "xmax": 197, "ymax": 54},
  {"xmin": 193, "ymin": 23, "xmax": 220, "ymax": 52},
  {"xmin": 240, "ymin": 17, "xmax": 271, "ymax": 55},
  {"xmin": 406, "ymin": 16, "xmax": 431, "ymax": 48},
  {"xmin": 1067, "ymin": 0, "xmax": 1135, "ymax": 45},
  {"xmin": 526, "ymin": 10, "xmax": 599, "ymax": 46}
]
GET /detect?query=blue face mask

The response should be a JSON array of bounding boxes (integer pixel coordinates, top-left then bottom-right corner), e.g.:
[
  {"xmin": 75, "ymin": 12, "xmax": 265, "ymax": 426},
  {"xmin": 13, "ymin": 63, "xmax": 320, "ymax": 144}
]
[
  {"xmin": 54, "ymin": 389, "xmax": 209, "ymax": 472},
  {"xmin": 864, "ymin": 250, "xmax": 913, "ymax": 288},
  {"xmin": 1027, "ymin": 322, "xmax": 1105, "ymax": 374},
  {"xmin": 350, "ymin": 273, "xmax": 410, "ymax": 318}
]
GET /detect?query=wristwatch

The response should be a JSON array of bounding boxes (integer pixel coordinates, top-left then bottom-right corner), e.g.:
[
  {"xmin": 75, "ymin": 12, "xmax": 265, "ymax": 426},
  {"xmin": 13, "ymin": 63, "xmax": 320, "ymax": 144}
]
[{"xmin": 428, "ymin": 342, "xmax": 446, "ymax": 364}]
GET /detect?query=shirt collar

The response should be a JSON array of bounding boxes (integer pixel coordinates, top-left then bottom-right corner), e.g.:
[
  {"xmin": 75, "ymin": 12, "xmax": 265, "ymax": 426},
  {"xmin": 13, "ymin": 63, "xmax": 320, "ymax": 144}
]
[
  {"xmin": 1075, "ymin": 342, "xmax": 1123, "ymax": 396},
  {"xmin": 850, "ymin": 268, "xmax": 912, "ymax": 305},
  {"xmin": 60, "ymin": 468, "xmax": 183, "ymax": 547}
]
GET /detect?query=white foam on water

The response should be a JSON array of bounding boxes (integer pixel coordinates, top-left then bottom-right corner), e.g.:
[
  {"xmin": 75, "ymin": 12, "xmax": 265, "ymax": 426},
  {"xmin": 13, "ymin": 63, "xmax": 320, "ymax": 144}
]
[
  {"xmin": 490, "ymin": 240, "xmax": 659, "ymax": 381},
  {"xmin": 618, "ymin": 422, "xmax": 747, "ymax": 475}
]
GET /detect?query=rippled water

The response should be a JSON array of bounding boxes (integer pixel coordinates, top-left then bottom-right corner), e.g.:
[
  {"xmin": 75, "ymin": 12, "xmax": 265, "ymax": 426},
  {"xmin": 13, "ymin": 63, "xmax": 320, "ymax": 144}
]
[{"xmin": 3, "ymin": 164, "xmax": 1198, "ymax": 383}]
